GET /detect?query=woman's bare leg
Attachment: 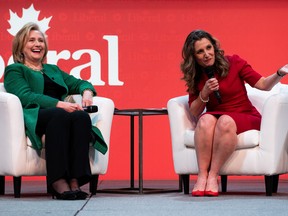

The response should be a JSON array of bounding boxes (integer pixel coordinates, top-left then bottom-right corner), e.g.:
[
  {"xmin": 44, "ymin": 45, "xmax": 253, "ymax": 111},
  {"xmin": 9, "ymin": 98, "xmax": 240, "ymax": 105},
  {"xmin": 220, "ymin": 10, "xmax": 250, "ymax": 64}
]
[
  {"xmin": 206, "ymin": 115, "xmax": 237, "ymax": 192},
  {"xmin": 193, "ymin": 114, "xmax": 217, "ymax": 191}
]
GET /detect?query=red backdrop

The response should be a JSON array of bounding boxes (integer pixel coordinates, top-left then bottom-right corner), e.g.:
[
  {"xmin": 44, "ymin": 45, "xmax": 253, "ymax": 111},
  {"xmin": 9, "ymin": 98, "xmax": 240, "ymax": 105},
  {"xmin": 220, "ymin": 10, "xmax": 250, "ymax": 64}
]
[{"xmin": 1, "ymin": 0, "xmax": 288, "ymax": 180}]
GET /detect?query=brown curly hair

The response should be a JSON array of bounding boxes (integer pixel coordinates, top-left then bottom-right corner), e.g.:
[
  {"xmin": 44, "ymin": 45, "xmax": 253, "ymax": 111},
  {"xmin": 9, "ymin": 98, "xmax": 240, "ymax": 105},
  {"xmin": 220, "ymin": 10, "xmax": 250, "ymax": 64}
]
[{"xmin": 180, "ymin": 30, "xmax": 229, "ymax": 94}]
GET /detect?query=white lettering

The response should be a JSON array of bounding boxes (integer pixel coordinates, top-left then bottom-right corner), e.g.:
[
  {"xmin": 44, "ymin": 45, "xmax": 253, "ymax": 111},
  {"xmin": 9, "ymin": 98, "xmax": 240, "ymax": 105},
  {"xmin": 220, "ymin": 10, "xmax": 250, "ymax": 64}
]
[
  {"xmin": 71, "ymin": 49, "xmax": 105, "ymax": 85},
  {"xmin": 47, "ymin": 50, "xmax": 71, "ymax": 64},
  {"xmin": 0, "ymin": 56, "xmax": 4, "ymax": 78},
  {"xmin": 0, "ymin": 35, "xmax": 123, "ymax": 86},
  {"xmin": 8, "ymin": 56, "xmax": 14, "ymax": 65},
  {"xmin": 103, "ymin": 35, "xmax": 123, "ymax": 86}
]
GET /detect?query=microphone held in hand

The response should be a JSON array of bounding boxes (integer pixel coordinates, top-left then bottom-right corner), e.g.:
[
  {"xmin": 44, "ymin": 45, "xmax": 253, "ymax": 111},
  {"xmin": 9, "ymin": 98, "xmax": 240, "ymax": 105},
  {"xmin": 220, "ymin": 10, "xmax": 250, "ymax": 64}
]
[
  {"xmin": 204, "ymin": 66, "xmax": 222, "ymax": 104},
  {"xmin": 83, "ymin": 105, "xmax": 98, "ymax": 113}
]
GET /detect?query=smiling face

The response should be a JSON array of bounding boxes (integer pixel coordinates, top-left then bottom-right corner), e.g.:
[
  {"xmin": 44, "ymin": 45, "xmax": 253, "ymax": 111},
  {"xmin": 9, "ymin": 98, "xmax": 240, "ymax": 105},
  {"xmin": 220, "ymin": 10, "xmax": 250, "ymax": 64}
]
[
  {"xmin": 193, "ymin": 38, "xmax": 215, "ymax": 68},
  {"xmin": 22, "ymin": 30, "xmax": 46, "ymax": 65}
]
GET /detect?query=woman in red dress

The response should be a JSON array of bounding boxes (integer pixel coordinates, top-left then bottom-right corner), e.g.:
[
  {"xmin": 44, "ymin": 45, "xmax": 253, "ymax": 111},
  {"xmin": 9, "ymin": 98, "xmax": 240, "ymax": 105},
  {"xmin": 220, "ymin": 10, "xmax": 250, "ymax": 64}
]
[{"xmin": 181, "ymin": 30, "xmax": 288, "ymax": 196}]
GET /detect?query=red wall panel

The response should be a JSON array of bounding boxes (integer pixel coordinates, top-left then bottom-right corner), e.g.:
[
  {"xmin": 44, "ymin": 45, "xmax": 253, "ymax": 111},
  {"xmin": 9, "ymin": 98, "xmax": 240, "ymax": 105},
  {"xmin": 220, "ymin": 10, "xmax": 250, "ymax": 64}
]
[{"xmin": 1, "ymin": 0, "xmax": 287, "ymax": 180}]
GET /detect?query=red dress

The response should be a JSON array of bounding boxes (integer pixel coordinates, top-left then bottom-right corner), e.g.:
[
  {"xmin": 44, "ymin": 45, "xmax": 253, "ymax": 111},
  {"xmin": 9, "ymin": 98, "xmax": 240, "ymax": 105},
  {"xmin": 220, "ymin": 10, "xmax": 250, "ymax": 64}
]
[{"xmin": 188, "ymin": 55, "xmax": 262, "ymax": 134}]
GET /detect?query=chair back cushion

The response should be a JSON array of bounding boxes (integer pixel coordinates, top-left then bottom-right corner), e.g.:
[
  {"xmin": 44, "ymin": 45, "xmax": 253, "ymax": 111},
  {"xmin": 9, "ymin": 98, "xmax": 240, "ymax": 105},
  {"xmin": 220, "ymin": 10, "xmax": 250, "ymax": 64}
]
[{"xmin": 246, "ymin": 83, "xmax": 281, "ymax": 114}]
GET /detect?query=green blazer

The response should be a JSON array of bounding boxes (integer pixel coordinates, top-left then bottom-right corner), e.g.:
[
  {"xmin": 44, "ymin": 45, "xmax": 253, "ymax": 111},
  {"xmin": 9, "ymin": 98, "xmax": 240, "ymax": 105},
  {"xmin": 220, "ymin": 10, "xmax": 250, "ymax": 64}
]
[{"xmin": 4, "ymin": 63, "xmax": 107, "ymax": 154}]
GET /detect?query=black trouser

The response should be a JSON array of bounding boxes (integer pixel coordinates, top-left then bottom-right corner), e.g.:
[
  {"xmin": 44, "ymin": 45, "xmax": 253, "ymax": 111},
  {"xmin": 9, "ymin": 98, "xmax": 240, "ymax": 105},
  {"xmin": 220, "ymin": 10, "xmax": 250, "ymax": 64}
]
[{"xmin": 36, "ymin": 108, "xmax": 92, "ymax": 187}]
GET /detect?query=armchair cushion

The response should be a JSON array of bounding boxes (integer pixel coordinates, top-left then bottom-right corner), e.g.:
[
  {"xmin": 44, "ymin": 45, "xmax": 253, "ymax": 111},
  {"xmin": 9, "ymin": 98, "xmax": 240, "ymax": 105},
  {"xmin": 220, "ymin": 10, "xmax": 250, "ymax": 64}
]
[{"xmin": 184, "ymin": 129, "xmax": 259, "ymax": 150}]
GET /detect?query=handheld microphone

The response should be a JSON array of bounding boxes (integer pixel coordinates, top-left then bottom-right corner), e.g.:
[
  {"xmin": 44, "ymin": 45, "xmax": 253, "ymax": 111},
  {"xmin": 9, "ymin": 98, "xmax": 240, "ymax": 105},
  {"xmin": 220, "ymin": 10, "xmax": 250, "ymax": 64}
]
[
  {"xmin": 83, "ymin": 105, "xmax": 98, "ymax": 113},
  {"xmin": 204, "ymin": 66, "xmax": 222, "ymax": 104}
]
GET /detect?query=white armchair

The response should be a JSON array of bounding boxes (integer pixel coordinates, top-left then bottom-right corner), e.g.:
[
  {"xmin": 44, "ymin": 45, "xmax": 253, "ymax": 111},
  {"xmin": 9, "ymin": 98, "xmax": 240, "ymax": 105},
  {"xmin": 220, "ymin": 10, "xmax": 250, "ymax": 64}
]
[
  {"xmin": 167, "ymin": 83, "xmax": 288, "ymax": 196},
  {"xmin": 0, "ymin": 83, "xmax": 114, "ymax": 197}
]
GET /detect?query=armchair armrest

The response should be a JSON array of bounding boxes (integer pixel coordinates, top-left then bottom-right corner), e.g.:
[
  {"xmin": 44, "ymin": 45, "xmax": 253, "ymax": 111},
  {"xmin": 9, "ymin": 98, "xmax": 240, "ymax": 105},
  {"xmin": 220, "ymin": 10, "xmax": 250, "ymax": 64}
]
[
  {"xmin": 91, "ymin": 96, "xmax": 115, "ymax": 145},
  {"xmin": 259, "ymin": 93, "xmax": 288, "ymax": 162},
  {"xmin": 167, "ymin": 95, "xmax": 195, "ymax": 152},
  {"xmin": 0, "ymin": 92, "xmax": 27, "ymax": 174}
]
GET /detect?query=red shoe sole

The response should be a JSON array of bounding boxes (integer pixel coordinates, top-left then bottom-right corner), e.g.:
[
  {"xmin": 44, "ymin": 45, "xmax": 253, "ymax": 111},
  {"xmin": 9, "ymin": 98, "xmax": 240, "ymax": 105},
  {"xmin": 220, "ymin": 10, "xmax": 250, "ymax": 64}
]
[
  {"xmin": 204, "ymin": 190, "xmax": 219, "ymax": 197},
  {"xmin": 192, "ymin": 190, "xmax": 205, "ymax": 197}
]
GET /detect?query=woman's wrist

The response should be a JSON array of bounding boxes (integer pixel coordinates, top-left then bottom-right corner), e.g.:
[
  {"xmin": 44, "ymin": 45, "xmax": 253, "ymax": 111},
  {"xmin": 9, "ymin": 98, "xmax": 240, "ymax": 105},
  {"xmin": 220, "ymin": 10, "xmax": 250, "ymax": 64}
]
[
  {"xmin": 199, "ymin": 91, "xmax": 209, "ymax": 103},
  {"xmin": 82, "ymin": 89, "xmax": 94, "ymax": 96},
  {"xmin": 56, "ymin": 101, "xmax": 64, "ymax": 108}
]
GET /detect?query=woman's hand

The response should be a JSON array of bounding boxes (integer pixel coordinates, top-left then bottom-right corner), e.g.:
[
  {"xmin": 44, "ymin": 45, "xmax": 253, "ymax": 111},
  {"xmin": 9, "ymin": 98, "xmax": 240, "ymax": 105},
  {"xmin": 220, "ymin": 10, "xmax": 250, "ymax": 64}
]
[
  {"xmin": 203, "ymin": 78, "xmax": 219, "ymax": 97},
  {"xmin": 82, "ymin": 90, "xmax": 94, "ymax": 107},
  {"xmin": 56, "ymin": 101, "xmax": 83, "ymax": 113}
]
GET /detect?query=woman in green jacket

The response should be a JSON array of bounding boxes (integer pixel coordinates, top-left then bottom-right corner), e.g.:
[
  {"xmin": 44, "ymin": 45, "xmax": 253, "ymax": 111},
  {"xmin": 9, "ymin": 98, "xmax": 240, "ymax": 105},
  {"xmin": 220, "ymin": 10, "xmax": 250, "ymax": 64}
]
[{"xmin": 4, "ymin": 22, "xmax": 107, "ymax": 200}]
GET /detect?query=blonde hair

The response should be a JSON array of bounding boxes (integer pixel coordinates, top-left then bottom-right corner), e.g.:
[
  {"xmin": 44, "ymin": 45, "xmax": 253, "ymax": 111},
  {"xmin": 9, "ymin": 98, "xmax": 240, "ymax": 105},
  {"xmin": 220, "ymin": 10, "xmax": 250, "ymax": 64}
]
[{"xmin": 12, "ymin": 22, "xmax": 48, "ymax": 63}]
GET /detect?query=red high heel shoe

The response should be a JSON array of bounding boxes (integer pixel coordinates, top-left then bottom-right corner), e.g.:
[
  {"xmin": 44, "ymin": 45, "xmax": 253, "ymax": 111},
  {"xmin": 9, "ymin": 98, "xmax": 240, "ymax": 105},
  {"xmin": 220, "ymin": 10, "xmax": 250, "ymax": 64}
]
[
  {"xmin": 205, "ymin": 177, "xmax": 219, "ymax": 197},
  {"xmin": 204, "ymin": 190, "xmax": 219, "ymax": 197},
  {"xmin": 191, "ymin": 190, "xmax": 205, "ymax": 197}
]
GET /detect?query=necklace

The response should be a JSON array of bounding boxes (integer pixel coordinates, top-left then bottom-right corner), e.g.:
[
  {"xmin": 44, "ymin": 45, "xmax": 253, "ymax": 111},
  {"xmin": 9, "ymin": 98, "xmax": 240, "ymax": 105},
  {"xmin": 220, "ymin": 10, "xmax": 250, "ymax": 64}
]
[{"xmin": 24, "ymin": 63, "xmax": 44, "ymax": 74}]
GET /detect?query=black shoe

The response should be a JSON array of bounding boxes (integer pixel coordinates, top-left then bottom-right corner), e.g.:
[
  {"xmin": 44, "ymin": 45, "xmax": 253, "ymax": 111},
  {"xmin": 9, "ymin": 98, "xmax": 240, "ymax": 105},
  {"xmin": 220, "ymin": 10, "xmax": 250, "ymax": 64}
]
[
  {"xmin": 74, "ymin": 190, "xmax": 89, "ymax": 200},
  {"xmin": 51, "ymin": 188, "xmax": 77, "ymax": 200}
]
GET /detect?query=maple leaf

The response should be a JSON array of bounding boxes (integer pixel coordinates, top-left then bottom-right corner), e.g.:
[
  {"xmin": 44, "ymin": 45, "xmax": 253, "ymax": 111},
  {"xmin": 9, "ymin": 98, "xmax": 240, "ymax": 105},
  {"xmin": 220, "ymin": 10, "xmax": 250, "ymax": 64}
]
[{"xmin": 7, "ymin": 4, "xmax": 52, "ymax": 36}]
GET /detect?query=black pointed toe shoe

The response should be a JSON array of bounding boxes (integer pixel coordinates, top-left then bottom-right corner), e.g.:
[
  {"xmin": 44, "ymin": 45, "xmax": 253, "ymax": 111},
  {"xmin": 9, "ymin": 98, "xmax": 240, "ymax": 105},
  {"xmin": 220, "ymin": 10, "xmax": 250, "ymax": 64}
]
[
  {"xmin": 74, "ymin": 190, "xmax": 89, "ymax": 200},
  {"xmin": 51, "ymin": 188, "xmax": 77, "ymax": 200}
]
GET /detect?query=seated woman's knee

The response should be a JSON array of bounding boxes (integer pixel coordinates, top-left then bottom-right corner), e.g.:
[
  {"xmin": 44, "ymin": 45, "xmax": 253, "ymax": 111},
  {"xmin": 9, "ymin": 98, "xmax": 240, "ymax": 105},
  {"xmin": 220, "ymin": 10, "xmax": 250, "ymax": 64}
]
[
  {"xmin": 197, "ymin": 114, "xmax": 217, "ymax": 131},
  {"xmin": 51, "ymin": 107, "xmax": 70, "ymax": 117},
  {"xmin": 216, "ymin": 115, "xmax": 236, "ymax": 133},
  {"xmin": 70, "ymin": 110, "xmax": 91, "ymax": 123}
]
